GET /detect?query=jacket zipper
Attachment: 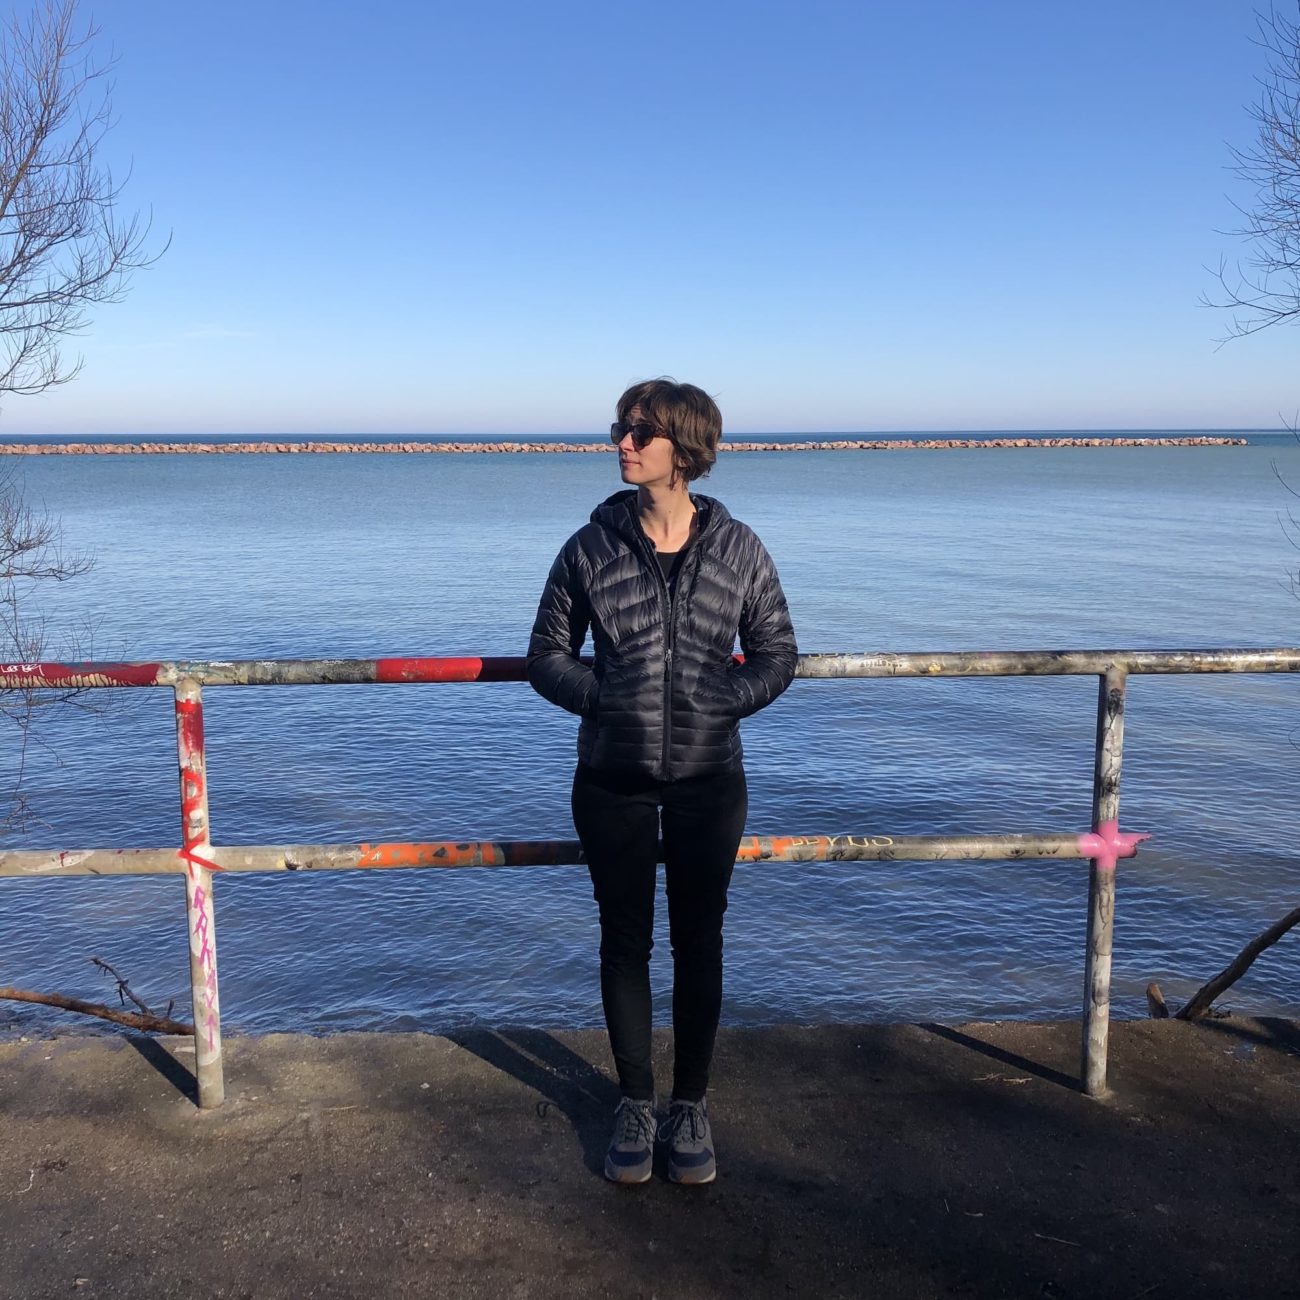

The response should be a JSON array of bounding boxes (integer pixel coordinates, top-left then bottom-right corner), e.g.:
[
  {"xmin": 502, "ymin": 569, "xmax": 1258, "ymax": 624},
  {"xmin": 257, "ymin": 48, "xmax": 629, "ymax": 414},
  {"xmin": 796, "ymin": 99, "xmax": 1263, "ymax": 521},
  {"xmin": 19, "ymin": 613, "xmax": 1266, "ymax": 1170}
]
[
  {"xmin": 660, "ymin": 547, "xmax": 706, "ymax": 779},
  {"xmin": 638, "ymin": 530, "xmax": 679, "ymax": 781},
  {"xmin": 637, "ymin": 506, "xmax": 702, "ymax": 781},
  {"xmin": 662, "ymin": 601, "xmax": 675, "ymax": 779}
]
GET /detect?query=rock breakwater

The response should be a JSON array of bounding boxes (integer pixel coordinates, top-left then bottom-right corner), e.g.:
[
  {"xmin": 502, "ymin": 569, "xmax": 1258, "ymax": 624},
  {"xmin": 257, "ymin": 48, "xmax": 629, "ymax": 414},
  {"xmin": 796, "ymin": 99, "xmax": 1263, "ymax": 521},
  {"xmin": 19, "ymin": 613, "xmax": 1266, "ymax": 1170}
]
[{"xmin": 0, "ymin": 435, "xmax": 1247, "ymax": 455}]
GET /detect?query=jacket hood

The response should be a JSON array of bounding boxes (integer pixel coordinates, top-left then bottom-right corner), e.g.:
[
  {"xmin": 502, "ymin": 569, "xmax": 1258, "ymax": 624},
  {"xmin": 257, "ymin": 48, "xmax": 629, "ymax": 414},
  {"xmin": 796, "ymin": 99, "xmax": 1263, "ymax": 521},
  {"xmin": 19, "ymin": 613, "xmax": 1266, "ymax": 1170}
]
[{"xmin": 589, "ymin": 490, "xmax": 730, "ymax": 551}]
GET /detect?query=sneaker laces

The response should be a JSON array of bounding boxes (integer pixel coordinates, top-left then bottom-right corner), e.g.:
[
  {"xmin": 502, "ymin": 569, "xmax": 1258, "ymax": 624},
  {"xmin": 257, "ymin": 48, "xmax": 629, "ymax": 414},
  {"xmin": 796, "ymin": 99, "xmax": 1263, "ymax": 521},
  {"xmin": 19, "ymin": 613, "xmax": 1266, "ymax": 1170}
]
[
  {"xmin": 658, "ymin": 1101, "xmax": 705, "ymax": 1144},
  {"xmin": 615, "ymin": 1099, "xmax": 655, "ymax": 1144}
]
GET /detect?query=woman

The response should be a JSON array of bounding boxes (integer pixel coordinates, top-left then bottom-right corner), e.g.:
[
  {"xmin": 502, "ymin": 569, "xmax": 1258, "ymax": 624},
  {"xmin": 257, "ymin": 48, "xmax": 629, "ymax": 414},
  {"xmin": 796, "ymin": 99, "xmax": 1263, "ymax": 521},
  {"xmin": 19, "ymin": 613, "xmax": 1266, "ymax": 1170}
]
[{"xmin": 527, "ymin": 378, "xmax": 797, "ymax": 1185}]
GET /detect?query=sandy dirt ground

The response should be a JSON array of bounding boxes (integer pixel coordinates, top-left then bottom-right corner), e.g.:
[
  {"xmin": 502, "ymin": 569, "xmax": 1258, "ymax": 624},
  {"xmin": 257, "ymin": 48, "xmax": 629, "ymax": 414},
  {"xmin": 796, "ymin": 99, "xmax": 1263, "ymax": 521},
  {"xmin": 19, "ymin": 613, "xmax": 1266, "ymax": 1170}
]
[{"xmin": 1, "ymin": 1017, "xmax": 1298, "ymax": 1299}]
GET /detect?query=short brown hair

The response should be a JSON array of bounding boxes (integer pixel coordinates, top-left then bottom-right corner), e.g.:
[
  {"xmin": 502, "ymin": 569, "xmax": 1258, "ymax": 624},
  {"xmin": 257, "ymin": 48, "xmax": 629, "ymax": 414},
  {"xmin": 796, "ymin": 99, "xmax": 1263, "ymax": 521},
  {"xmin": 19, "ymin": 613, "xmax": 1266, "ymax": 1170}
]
[{"xmin": 616, "ymin": 378, "xmax": 722, "ymax": 483}]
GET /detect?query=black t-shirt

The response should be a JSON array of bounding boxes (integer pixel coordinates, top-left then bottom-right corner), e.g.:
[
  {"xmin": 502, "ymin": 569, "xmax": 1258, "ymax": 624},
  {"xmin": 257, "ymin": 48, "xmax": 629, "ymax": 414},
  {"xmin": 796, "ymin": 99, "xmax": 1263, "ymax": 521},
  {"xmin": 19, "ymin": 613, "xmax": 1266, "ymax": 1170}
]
[
  {"xmin": 649, "ymin": 508, "xmax": 701, "ymax": 592},
  {"xmin": 656, "ymin": 548, "xmax": 685, "ymax": 589}
]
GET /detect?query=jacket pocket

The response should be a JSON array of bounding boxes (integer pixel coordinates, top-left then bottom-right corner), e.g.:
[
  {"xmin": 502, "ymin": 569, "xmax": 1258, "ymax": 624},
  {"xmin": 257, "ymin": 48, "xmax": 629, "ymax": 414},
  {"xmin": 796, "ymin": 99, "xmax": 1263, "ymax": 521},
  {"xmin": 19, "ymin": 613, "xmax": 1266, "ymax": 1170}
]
[{"xmin": 693, "ymin": 669, "xmax": 743, "ymax": 719}]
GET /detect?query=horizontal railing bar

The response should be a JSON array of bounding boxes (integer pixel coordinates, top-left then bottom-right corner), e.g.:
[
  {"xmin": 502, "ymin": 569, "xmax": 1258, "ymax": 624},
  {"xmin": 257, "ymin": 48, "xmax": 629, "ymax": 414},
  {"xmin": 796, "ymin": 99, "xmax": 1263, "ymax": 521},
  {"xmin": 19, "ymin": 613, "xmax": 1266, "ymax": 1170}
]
[
  {"xmin": 2, "ymin": 647, "xmax": 1299, "ymax": 691},
  {"xmin": 796, "ymin": 648, "xmax": 1300, "ymax": 677},
  {"xmin": 0, "ymin": 831, "xmax": 1129, "ymax": 877}
]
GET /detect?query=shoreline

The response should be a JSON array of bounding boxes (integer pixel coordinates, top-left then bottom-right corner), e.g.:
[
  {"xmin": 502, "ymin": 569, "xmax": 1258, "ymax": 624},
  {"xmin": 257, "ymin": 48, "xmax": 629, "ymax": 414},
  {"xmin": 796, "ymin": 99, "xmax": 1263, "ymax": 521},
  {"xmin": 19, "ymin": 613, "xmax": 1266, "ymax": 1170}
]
[{"xmin": 0, "ymin": 434, "xmax": 1249, "ymax": 455}]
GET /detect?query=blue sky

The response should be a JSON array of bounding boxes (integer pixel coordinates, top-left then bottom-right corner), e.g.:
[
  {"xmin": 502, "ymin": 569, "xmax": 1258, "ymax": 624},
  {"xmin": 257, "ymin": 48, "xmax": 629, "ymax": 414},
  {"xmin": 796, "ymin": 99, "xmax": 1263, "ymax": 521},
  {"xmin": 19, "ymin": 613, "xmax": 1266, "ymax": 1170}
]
[{"xmin": 3, "ymin": 0, "xmax": 1298, "ymax": 435}]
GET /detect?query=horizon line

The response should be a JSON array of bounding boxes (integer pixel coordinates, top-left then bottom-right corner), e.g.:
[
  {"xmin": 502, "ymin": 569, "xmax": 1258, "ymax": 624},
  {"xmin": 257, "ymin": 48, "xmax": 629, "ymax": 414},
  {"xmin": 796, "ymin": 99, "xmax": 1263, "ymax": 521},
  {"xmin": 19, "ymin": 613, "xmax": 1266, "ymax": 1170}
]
[{"xmin": 0, "ymin": 425, "xmax": 1291, "ymax": 441}]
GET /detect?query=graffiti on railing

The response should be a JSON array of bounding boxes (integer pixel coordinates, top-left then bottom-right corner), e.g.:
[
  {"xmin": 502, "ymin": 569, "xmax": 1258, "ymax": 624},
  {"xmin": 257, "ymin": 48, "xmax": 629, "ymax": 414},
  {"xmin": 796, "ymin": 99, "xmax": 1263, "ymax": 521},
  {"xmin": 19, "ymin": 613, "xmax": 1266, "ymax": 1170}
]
[
  {"xmin": 360, "ymin": 842, "xmax": 445, "ymax": 868},
  {"xmin": 175, "ymin": 699, "xmax": 222, "ymax": 876},
  {"xmin": 190, "ymin": 883, "xmax": 218, "ymax": 1050},
  {"xmin": 174, "ymin": 692, "xmax": 221, "ymax": 1054},
  {"xmin": 178, "ymin": 768, "xmax": 223, "ymax": 876}
]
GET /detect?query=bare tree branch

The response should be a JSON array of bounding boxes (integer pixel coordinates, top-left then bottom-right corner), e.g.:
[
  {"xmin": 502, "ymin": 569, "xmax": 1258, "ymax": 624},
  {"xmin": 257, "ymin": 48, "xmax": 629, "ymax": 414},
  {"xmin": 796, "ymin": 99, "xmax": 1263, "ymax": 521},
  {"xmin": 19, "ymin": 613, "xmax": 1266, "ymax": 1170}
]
[
  {"xmin": 0, "ymin": 1, "xmax": 157, "ymax": 827},
  {"xmin": 1206, "ymin": 4, "xmax": 1300, "ymax": 339},
  {"xmin": 0, "ymin": 461, "xmax": 101, "ymax": 828},
  {"xmin": 0, "ymin": 0, "xmax": 165, "ymax": 404}
]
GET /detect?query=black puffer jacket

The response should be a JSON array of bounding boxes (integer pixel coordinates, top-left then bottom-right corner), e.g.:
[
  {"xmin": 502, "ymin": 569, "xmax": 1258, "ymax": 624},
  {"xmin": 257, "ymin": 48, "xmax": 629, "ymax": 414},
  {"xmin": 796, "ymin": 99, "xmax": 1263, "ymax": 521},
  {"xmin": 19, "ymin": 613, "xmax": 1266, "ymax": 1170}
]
[{"xmin": 527, "ymin": 491, "xmax": 797, "ymax": 780}]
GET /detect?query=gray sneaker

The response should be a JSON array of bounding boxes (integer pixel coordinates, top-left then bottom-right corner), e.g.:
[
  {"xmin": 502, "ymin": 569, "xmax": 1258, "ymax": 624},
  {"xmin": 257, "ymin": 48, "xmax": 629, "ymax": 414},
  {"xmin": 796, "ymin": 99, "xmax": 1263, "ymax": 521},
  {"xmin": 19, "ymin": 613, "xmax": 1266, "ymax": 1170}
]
[
  {"xmin": 659, "ymin": 1098, "xmax": 716, "ymax": 1185},
  {"xmin": 604, "ymin": 1097, "xmax": 656, "ymax": 1184}
]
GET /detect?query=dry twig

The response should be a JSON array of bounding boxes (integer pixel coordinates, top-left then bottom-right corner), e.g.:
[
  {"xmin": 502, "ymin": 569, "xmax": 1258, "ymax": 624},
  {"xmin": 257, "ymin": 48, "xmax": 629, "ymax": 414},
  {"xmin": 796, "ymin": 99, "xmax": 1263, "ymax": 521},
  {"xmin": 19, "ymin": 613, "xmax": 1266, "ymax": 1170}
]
[{"xmin": 91, "ymin": 956, "xmax": 156, "ymax": 1016}]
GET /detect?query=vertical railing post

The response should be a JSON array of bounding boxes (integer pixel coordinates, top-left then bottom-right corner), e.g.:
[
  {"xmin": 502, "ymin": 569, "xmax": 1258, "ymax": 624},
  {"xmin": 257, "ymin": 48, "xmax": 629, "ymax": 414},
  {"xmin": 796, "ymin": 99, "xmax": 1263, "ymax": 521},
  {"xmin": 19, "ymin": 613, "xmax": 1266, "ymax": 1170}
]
[
  {"xmin": 175, "ymin": 679, "xmax": 224, "ymax": 1108},
  {"xmin": 1082, "ymin": 664, "xmax": 1127, "ymax": 1098}
]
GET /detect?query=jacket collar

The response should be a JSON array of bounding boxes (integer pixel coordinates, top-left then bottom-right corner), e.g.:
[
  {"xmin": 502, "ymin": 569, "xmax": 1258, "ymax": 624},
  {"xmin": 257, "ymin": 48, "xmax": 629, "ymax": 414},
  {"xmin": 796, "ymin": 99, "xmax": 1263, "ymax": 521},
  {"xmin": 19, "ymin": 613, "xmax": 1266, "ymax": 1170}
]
[{"xmin": 590, "ymin": 489, "xmax": 728, "ymax": 552}]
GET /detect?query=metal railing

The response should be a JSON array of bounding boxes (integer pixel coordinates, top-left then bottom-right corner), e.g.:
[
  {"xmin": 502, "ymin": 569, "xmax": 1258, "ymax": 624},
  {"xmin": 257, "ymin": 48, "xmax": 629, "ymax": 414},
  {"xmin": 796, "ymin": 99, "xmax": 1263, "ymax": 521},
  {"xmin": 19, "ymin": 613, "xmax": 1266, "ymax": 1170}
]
[{"xmin": 3, "ymin": 646, "xmax": 1297, "ymax": 1110}]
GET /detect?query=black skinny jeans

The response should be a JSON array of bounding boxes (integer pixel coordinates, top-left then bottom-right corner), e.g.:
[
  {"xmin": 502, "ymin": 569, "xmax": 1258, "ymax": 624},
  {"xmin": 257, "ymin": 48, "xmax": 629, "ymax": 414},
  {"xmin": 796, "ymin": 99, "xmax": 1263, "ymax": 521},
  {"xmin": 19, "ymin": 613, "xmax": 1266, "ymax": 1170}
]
[{"xmin": 571, "ymin": 762, "xmax": 748, "ymax": 1104}]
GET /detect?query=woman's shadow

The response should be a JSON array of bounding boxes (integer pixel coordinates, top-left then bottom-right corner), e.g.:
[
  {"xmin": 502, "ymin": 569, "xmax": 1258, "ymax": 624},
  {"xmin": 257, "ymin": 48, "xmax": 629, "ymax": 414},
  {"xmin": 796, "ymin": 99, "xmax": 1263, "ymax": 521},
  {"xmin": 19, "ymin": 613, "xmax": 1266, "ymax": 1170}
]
[{"xmin": 446, "ymin": 1027, "xmax": 619, "ymax": 1176}]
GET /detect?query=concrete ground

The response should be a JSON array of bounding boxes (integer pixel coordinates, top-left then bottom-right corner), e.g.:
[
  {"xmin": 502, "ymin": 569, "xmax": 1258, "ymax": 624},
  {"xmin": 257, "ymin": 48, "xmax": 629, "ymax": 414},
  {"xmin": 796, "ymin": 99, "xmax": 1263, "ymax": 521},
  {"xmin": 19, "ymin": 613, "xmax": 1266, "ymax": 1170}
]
[{"xmin": 1, "ymin": 1017, "xmax": 1298, "ymax": 1300}]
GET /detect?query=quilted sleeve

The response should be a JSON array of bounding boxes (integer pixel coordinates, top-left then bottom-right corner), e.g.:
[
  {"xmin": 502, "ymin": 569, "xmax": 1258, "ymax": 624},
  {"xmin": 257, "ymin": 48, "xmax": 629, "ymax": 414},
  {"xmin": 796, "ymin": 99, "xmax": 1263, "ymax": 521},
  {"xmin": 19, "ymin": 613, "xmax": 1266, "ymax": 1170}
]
[
  {"xmin": 527, "ymin": 540, "xmax": 599, "ymax": 717},
  {"xmin": 729, "ymin": 538, "xmax": 797, "ymax": 718}
]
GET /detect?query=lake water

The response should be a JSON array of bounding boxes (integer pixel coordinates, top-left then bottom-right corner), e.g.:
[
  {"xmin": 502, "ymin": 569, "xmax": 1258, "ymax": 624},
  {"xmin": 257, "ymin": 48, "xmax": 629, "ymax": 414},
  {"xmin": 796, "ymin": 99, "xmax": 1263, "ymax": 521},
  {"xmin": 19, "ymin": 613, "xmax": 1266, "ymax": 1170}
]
[{"xmin": 2, "ymin": 432, "xmax": 1299, "ymax": 1037}]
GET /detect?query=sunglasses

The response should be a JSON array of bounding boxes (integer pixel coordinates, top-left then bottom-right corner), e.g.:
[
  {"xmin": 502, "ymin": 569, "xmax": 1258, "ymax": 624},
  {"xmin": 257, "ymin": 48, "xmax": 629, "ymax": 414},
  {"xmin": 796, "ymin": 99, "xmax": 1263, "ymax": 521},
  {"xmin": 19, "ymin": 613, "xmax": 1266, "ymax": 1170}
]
[{"xmin": 610, "ymin": 419, "xmax": 670, "ymax": 450}]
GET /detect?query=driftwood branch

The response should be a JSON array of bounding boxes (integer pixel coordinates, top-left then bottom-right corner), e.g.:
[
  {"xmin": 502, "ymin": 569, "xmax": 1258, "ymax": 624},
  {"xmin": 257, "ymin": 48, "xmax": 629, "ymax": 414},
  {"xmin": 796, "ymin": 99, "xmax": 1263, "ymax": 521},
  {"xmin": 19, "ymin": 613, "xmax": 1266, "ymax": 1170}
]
[
  {"xmin": 90, "ymin": 955, "xmax": 173, "ymax": 1018},
  {"xmin": 1176, "ymin": 905, "xmax": 1300, "ymax": 1021},
  {"xmin": 0, "ymin": 986, "xmax": 193, "ymax": 1035}
]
